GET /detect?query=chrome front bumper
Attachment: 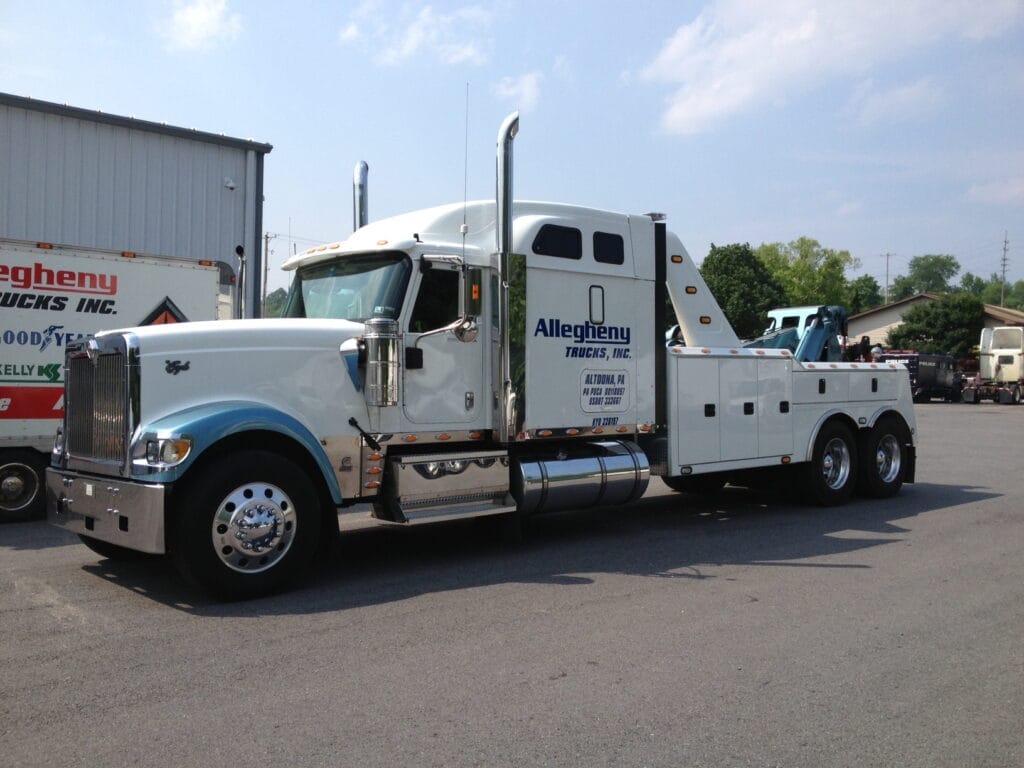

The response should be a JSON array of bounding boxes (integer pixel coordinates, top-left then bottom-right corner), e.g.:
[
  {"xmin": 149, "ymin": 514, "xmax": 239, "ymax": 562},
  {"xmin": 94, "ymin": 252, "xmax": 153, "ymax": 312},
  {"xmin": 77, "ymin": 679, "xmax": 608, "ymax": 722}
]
[{"xmin": 46, "ymin": 468, "xmax": 167, "ymax": 554}]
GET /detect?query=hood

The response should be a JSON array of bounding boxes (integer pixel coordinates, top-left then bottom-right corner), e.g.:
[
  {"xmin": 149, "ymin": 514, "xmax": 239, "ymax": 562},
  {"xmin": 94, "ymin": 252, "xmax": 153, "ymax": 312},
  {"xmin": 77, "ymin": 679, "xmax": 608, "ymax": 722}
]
[{"xmin": 98, "ymin": 317, "xmax": 366, "ymax": 356}]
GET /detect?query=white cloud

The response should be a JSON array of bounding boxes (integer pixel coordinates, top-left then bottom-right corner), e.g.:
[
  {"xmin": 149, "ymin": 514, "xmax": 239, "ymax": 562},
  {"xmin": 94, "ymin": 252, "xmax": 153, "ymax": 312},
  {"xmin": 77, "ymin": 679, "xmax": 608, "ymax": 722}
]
[
  {"xmin": 848, "ymin": 78, "xmax": 945, "ymax": 127},
  {"xmin": 494, "ymin": 71, "xmax": 543, "ymax": 112},
  {"xmin": 836, "ymin": 200, "xmax": 863, "ymax": 217},
  {"xmin": 642, "ymin": 0, "xmax": 1023, "ymax": 135},
  {"xmin": 967, "ymin": 178, "xmax": 1024, "ymax": 205},
  {"xmin": 162, "ymin": 0, "xmax": 241, "ymax": 51},
  {"xmin": 339, "ymin": 3, "xmax": 493, "ymax": 67},
  {"xmin": 338, "ymin": 22, "xmax": 359, "ymax": 44}
]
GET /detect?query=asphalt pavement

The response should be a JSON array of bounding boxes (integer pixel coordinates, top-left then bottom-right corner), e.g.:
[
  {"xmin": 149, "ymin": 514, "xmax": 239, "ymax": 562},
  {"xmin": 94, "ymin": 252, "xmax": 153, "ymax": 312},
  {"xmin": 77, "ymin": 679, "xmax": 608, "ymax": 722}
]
[{"xmin": 1, "ymin": 403, "xmax": 1022, "ymax": 767}]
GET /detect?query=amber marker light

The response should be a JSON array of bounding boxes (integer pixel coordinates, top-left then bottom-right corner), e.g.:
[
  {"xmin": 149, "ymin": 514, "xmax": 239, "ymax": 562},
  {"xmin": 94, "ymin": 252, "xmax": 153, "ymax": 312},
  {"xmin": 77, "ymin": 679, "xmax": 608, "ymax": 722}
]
[
  {"xmin": 593, "ymin": 427, "xmax": 604, "ymax": 434},
  {"xmin": 700, "ymin": 316, "xmax": 711, "ymax": 324},
  {"xmin": 616, "ymin": 426, "xmax": 628, "ymax": 433},
  {"xmin": 437, "ymin": 433, "xmax": 451, "ymax": 441},
  {"xmin": 120, "ymin": 251, "xmax": 137, "ymax": 258},
  {"xmin": 366, "ymin": 467, "xmax": 382, "ymax": 475},
  {"xmin": 538, "ymin": 429, "xmax": 553, "ymax": 437},
  {"xmin": 567, "ymin": 428, "xmax": 580, "ymax": 436},
  {"xmin": 781, "ymin": 456, "xmax": 791, "ymax": 464},
  {"xmin": 671, "ymin": 255, "xmax": 684, "ymax": 263},
  {"xmin": 368, "ymin": 453, "xmax": 383, "ymax": 461},
  {"xmin": 469, "ymin": 431, "xmax": 483, "ymax": 439},
  {"xmin": 36, "ymin": 242, "xmax": 54, "ymax": 249},
  {"xmin": 364, "ymin": 480, "xmax": 381, "ymax": 489},
  {"xmin": 685, "ymin": 286, "xmax": 697, "ymax": 294},
  {"xmin": 403, "ymin": 435, "xmax": 417, "ymax": 443}
]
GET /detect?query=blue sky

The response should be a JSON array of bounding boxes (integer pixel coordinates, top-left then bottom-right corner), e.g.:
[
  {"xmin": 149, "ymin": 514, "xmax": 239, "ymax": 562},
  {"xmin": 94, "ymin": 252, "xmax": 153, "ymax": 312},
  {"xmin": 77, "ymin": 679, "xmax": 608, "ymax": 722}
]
[{"xmin": 2, "ymin": 0, "xmax": 1022, "ymax": 293}]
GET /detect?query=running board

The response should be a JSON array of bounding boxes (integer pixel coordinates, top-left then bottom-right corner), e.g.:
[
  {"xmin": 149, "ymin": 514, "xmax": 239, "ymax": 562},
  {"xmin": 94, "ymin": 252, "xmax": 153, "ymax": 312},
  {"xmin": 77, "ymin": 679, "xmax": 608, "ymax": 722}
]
[{"xmin": 382, "ymin": 450, "xmax": 515, "ymax": 525}]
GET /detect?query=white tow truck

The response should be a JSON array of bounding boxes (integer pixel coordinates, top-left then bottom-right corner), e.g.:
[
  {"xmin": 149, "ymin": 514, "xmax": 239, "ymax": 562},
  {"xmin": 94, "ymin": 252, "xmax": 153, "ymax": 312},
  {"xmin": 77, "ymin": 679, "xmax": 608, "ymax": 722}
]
[
  {"xmin": 47, "ymin": 114, "xmax": 917, "ymax": 598},
  {"xmin": 1, "ymin": 238, "xmax": 226, "ymax": 521}
]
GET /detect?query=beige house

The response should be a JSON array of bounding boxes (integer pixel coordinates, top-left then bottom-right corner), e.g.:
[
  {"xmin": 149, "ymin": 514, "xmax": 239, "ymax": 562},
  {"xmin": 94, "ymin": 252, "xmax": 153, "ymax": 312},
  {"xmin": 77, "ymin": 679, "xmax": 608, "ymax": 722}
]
[{"xmin": 848, "ymin": 293, "xmax": 1024, "ymax": 348}]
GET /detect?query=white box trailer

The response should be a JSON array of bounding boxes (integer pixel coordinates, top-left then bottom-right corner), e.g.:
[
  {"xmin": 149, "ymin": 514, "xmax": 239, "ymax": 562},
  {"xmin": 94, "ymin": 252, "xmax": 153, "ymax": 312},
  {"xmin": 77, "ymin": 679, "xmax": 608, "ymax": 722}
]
[
  {"xmin": 1, "ymin": 238, "xmax": 222, "ymax": 519},
  {"xmin": 47, "ymin": 114, "xmax": 917, "ymax": 599}
]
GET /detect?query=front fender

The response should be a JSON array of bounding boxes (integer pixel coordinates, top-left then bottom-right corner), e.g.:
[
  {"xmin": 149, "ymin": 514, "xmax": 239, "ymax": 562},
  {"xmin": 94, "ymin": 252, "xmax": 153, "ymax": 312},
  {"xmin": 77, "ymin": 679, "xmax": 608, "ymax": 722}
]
[{"xmin": 130, "ymin": 401, "xmax": 343, "ymax": 504}]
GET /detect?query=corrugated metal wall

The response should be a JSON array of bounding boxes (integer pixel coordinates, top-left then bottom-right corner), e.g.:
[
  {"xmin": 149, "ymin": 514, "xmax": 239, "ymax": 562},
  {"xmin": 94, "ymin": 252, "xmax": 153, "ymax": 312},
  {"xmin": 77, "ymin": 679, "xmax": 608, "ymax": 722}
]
[{"xmin": 0, "ymin": 97, "xmax": 269, "ymax": 315}]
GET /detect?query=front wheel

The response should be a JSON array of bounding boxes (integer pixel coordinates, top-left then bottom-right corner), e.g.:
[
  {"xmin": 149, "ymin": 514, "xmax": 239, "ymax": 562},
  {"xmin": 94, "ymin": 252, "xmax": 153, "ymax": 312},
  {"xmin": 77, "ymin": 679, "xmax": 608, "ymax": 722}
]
[
  {"xmin": 171, "ymin": 450, "xmax": 323, "ymax": 600},
  {"xmin": 856, "ymin": 418, "xmax": 909, "ymax": 498},
  {"xmin": 803, "ymin": 422, "xmax": 858, "ymax": 506}
]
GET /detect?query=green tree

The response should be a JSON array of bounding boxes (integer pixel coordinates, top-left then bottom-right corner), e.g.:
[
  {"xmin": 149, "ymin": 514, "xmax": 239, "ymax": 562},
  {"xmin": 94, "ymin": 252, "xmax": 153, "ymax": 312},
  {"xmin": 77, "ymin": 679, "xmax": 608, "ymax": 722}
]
[
  {"xmin": 263, "ymin": 287, "xmax": 288, "ymax": 317},
  {"xmin": 885, "ymin": 293, "xmax": 985, "ymax": 357},
  {"xmin": 844, "ymin": 274, "xmax": 882, "ymax": 314},
  {"xmin": 889, "ymin": 254, "xmax": 961, "ymax": 300},
  {"xmin": 756, "ymin": 237, "xmax": 858, "ymax": 306},
  {"xmin": 959, "ymin": 272, "xmax": 987, "ymax": 296},
  {"xmin": 699, "ymin": 243, "xmax": 787, "ymax": 339}
]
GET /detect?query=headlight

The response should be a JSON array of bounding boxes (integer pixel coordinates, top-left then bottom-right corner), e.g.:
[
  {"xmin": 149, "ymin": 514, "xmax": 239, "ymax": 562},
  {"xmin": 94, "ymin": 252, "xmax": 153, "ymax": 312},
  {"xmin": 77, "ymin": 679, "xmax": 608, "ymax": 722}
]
[{"xmin": 144, "ymin": 437, "xmax": 192, "ymax": 466}]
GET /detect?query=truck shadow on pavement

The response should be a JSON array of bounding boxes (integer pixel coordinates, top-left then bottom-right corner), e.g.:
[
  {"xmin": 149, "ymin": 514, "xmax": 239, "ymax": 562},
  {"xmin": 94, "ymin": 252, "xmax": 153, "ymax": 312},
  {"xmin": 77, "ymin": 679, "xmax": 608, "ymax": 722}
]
[{"xmin": 78, "ymin": 480, "xmax": 996, "ymax": 614}]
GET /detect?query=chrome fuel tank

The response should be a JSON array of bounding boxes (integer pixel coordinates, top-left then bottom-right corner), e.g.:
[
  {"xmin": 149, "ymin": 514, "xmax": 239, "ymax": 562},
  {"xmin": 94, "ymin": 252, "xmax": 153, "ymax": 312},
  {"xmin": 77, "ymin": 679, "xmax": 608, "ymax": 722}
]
[{"xmin": 511, "ymin": 440, "xmax": 649, "ymax": 516}]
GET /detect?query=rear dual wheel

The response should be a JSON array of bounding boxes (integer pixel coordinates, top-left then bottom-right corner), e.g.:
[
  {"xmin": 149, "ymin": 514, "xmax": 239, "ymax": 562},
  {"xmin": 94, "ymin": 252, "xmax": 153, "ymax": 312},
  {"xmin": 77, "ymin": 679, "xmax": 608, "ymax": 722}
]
[
  {"xmin": 803, "ymin": 422, "xmax": 857, "ymax": 506},
  {"xmin": 857, "ymin": 417, "xmax": 909, "ymax": 498}
]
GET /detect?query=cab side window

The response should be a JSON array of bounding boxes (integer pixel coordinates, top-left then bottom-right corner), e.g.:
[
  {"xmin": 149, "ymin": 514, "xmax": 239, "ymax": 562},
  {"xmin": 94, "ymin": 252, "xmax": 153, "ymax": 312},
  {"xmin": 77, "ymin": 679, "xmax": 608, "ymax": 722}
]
[{"xmin": 409, "ymin": 268, "xmax": 459, "ymax": 332}]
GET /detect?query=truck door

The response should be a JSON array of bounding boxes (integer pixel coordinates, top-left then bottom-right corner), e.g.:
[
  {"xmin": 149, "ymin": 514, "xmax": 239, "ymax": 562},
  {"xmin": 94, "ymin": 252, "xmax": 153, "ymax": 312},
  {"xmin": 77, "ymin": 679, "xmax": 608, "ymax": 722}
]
[{"xmin": 402, "ymin": 263, "xmax": 484, "ymax": 425}]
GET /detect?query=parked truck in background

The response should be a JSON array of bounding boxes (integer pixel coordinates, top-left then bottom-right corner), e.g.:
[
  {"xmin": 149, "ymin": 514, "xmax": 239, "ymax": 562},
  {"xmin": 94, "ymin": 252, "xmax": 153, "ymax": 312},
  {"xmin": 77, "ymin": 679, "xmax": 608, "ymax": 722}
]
[
  {"xmin": 874, "ymin": 351, "xmax": 961, "ymax": 403},
  {"xmin": 962, "ymin": 326, "xmax": 1024, "ymax": 404},
  {"xmin": 0, "ymin": 239, "xmax": 228, "ymax": 520},
  {"xmin": 46, "ymin": 114, "xmax": 917, "ymax": 599}
]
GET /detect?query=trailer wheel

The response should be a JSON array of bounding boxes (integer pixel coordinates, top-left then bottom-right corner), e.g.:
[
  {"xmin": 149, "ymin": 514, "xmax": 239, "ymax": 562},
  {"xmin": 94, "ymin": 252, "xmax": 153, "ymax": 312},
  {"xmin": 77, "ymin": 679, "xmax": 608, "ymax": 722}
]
[
  {"xmin": 171, "ymin": 450, "xmax": 322, "ymax": 600},
  {"xmin": 856, "ymin": 418, "xmax": 909, "ymax": 499},
  {"xmin": 803, "ymin": 422, "xmax": 857, "ymax": 506},
  {"xmin": 78, "ymin": 535, "xmax": 161, "ymax": 561},
  {"xmin": 0, "ymin": 449, "xmax": 48, "ymax": 522}
]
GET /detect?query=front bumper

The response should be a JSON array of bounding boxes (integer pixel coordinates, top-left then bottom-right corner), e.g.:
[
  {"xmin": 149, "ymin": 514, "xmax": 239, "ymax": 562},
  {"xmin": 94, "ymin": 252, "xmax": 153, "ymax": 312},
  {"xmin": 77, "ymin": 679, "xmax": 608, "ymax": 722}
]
[{"xmin": 47, "ymin": 468, "xmax": 167, "ymax": 554}]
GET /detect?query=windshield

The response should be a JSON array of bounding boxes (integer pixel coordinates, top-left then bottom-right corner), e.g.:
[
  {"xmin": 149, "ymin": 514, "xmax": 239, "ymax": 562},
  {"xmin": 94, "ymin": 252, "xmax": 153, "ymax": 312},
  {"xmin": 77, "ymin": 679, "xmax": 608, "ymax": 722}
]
[
  {"xmin": 991, "ymin": 327, "xmax": 1023, "ymax": 350},
  {"xmin": 284, "ymin": 252, "xmax": 411, "ymax": 320}
]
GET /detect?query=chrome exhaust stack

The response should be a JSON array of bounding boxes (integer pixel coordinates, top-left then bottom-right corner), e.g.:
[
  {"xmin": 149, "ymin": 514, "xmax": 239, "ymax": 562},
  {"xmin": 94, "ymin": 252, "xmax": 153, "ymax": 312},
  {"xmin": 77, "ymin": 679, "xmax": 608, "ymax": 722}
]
[
  {"xmin": 496, "ymin": 112, "xmax": 519, "ymax": 443},
  {"xmin": 353, "ymin": 160, "xmax": 369, "ymax": 231}
]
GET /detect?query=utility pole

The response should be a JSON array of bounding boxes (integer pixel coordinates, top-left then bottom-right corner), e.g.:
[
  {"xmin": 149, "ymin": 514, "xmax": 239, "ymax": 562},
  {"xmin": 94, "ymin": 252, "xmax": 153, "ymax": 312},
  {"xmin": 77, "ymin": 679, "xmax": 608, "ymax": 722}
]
[
  {"xmin": 263, "ymin": 232, "xmax": 279, "ymax": 316},
  {"xmin": 1000, "ymin": 231, "xmax": 1009, "ymax": 307},
  {"xmin": 883, "ymin": 252, "xmax": 891, "ymax": 304}
]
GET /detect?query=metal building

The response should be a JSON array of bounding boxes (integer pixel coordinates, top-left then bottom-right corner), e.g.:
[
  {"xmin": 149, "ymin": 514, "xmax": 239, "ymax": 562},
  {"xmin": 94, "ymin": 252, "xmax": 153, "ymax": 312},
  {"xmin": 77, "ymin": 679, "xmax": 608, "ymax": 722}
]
[{"xmin": 0, "ymin": 92, "xmax": 272, "ymax": 317}]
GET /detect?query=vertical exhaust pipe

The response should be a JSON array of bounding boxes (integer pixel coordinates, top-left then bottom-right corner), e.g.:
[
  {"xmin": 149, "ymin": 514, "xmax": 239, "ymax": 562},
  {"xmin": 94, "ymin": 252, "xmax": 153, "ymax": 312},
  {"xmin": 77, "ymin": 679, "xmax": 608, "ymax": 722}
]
[
  {"xmin": 353, "ymin": 161, "xmax": 369, "ymax": 231},
  {"xmin": 496, "ymin": 112, "xmax": 519, "ymax": 443}
]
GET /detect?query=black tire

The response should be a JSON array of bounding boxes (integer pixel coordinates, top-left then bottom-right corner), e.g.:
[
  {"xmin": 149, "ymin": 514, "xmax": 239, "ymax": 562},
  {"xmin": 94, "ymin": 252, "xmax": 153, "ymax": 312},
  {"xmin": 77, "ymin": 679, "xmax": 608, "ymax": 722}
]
[
  {"xmin": 1012, "ymin": 386, "xmax": 1022, "ymax": 405},
  {"xmin": 0, "ymin": 449, "xmax": 49, "ymax": 522},
  {"xmin": 803, "ymin": 422, "xmax": 858, "ymax": 506},
  {"xmin": 662, "ymin": 474, "xmax": 727, "ymax": 494},
  {"xmin": 78, "ymin": 534, "xmax": 161, "ymax": 561},
  {"xmin": 171, "ymin": 450, "xmax": 323, "ymax": 600},
  {"xmin": 856, "ymin": 417, "xmax": 909, "ymax": 499}
]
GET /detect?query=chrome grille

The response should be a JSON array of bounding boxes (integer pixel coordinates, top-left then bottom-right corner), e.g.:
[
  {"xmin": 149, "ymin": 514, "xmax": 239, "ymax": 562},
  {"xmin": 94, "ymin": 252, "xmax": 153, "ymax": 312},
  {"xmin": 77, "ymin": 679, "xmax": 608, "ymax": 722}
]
[{"xmin": 67, "ymin": 352, "xmax": 127, "ymax": 462}]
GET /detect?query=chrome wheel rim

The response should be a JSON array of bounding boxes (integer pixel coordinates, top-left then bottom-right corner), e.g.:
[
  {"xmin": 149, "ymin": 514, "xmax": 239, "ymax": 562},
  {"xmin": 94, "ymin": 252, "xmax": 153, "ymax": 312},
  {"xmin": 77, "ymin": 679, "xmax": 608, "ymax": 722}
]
[
  {"xmin": 211, "ymin": 481, "xmax": 296, "ymax": 573},
  {"xmin": 821, "ymin": 437, "xmax": 851, "ymax": 490},
  {"xmin": 875, "ymin": 434, "xmax": 902, "ymax": 483},
  {"xmin": 0, "ymin": 462, "xmax": 38, "ymax": 513}
]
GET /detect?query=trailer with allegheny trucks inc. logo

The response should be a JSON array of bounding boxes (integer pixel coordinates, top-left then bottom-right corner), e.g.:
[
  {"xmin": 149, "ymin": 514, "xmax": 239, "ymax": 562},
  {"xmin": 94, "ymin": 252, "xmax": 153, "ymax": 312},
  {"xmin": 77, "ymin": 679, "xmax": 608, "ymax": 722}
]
[
  {"xmin": 47, "ymin": 114, "xmax": 918, "ymax": 599},
  {"xmin": 1, "ymin": 238, "xmax": 225, "ymax": 520}
]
